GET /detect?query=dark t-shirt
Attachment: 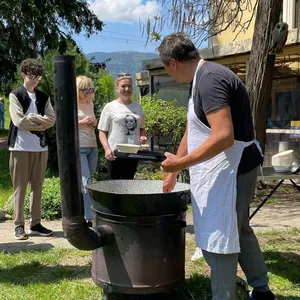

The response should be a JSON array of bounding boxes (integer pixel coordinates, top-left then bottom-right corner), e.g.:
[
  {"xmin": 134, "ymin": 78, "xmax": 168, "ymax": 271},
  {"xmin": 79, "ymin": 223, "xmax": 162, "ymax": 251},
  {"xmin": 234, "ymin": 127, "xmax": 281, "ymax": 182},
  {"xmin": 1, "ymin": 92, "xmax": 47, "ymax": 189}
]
[{"xmin": 191, "ymin": 61, "xmax": 263, "ymax": 174}]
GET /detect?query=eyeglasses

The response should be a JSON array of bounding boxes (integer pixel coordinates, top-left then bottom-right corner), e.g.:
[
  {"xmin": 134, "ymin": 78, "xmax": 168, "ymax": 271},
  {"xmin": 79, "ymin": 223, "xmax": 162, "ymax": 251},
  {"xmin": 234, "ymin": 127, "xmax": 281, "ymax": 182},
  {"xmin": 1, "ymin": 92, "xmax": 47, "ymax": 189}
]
[
  {"xmin": 80, "ymin": 88, "xmax": 95, "ymax": 95},
  {"xmin": 117, "ymin": 73, "xmax": 131, "ymax": 78},
  {"xmin": 27, "ymin": 74, "xmax": 42, "ymax": 80}
]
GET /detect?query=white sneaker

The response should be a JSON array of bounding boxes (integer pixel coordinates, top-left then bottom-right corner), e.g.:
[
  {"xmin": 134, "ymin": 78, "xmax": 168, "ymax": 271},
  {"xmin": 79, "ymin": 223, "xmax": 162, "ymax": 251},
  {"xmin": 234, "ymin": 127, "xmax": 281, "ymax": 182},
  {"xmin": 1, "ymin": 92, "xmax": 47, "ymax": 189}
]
[{"xmin": 191, "ymin": 247, "xmax": 203, "ymax": 261}]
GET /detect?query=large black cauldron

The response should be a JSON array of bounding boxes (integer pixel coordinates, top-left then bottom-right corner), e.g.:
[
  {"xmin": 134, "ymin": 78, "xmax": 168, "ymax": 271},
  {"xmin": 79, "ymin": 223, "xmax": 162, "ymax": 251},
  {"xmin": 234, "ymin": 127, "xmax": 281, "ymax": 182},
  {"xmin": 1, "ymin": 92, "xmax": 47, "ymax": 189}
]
[
  {"xmin": 87, "ymin": 180, "xmax": 190, "ymax": 298},
  {"xmin": 53, "ymin": 55, "xmax": 190, "ymax": 300}
]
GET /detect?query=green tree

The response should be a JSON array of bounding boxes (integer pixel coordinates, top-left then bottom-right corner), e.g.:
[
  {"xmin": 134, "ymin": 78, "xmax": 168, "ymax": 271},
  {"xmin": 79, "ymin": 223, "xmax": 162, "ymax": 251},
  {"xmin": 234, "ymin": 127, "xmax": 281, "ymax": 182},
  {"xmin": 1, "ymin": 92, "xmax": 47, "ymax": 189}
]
[
  {"xmin": 95, "ymin": 70, "xmax": 116, "ymax": 110},
  {"xmin": 36, "ymin": 42, "xmax": 101, "ymax": 173},
  {"xmin": 140, "ymin": 95, "xmax": 187, "ymax": 152},
  {"xmin": 144, "ymin": 0, "xmax": 283, "ymax": 152},
  {"xmin": 38, "ymin": 42, "xmax": 97, "ymax": 100},
  {"xmin": 0, "ymin": 0, "xmax": 103, "ymax": 92}
]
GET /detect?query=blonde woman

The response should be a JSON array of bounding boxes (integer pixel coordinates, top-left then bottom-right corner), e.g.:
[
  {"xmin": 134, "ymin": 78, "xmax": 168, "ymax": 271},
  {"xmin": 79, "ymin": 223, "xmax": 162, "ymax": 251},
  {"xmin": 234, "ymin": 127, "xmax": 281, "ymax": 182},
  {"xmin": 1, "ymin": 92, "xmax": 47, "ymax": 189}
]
[
  {"xmin": 98, "ymin": 73, "xmax": 147, "ymax": 179},
  {"xmin": 77, "ymin": 76, "xmax": 98, "ymax": 226}
]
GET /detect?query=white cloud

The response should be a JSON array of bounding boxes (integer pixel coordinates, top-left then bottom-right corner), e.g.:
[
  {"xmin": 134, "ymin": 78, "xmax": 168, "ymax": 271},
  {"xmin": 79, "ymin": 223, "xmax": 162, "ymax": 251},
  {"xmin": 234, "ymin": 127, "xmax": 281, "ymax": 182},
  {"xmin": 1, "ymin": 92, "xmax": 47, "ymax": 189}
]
[{"xmin": 88, "ymin": 0, "xmax": 160, "ymax": 23}]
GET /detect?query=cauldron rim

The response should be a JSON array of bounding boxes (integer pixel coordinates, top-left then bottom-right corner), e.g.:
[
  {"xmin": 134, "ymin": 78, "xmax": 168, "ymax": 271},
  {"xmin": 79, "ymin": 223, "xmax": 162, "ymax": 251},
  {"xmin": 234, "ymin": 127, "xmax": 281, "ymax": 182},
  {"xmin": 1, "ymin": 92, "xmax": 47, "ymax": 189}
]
[{"xmin": 86, "ymin": 179, "xmax": 190, "ymax": 196}]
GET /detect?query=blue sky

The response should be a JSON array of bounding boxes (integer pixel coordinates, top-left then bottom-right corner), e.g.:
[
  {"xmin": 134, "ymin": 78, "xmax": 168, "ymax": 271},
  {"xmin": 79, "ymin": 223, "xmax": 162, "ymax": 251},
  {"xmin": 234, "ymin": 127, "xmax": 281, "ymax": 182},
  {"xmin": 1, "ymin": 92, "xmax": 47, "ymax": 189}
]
[
  {"xmin": 72, "ymin": 0, "xmax": 176, "ymax": 54},
  {"xmin": 73, "ymin": 23, "xmax": 166, "ymax": 54},
  {"xmin": 73, "ymin": 0, "xmax": 209, "ymax": 54}
]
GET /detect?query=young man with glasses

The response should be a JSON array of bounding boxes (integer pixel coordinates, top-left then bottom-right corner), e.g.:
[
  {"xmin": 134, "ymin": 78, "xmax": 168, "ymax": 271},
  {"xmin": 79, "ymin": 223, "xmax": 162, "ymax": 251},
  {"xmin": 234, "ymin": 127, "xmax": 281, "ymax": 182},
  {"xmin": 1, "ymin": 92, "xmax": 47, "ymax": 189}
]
[{"xmin": 8, "ymin": 58, "xmax": 56, "ymax": 240}]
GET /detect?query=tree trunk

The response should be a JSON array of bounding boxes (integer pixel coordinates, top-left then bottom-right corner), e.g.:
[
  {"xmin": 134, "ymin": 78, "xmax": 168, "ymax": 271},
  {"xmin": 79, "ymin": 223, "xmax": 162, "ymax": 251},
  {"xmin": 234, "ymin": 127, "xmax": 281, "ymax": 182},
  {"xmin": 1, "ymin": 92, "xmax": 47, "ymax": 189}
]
[{"xmin": 246, "ymin": 0, "xmax": 282, "ymax": 153}]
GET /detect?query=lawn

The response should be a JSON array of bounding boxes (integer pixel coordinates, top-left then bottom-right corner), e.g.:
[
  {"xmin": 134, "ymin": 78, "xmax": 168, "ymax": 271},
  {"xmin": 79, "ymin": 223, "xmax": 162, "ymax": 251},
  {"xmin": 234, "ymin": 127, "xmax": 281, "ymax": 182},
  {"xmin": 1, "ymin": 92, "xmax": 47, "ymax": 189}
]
[
  {"xmin": 0, "ymin": 229, "xmax": 299, "ymax": 300},
  {"xmin": 0, "ymin": 148, "xmax": 11, "ymax": 210},
  {"xmin": 0, "ymin": 101, "xmax": 12, "ymax": 210},
  {"xmin": 0, "ymin": 108, "xmax": 299, "ymax": 299}
]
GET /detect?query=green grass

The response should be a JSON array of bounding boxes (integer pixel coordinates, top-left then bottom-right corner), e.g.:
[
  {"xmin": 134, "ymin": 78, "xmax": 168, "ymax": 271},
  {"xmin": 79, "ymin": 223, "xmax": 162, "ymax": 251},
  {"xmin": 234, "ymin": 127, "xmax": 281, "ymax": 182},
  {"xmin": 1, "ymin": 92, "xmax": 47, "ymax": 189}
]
[
  {"xmin": 0, "ymin": 229, "xmax": 299, "ymax": 300},
  {"xmin": 0, "ymin": 101, "xmax": 11, "ymax": 137},
  {"xmin": 0, "ymin": 249, "xmax": 103, "ymax": 300},
  {"xmin": 0, "ymin": 149, "xmax": 12, "ymax": 210},
  {"xmin": 255, "ymin": 229, "xmax": 300, "ymax": 298},
  {"xmin": 0, "ymin": 99, "xmax": 10, "ymax": 209},
  {"xmin": 4, "ymin": 99, "xmax": 10, "ymax": 130}
]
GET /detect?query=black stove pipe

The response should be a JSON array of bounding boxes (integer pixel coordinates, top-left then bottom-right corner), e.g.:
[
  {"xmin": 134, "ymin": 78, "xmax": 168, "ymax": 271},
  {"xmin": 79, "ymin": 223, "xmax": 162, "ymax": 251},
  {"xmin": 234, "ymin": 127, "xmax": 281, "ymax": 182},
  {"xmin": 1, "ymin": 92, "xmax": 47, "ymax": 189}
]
[{"xmin": 53, "ymin": 55, "xmax": 114, "ymax": 250}]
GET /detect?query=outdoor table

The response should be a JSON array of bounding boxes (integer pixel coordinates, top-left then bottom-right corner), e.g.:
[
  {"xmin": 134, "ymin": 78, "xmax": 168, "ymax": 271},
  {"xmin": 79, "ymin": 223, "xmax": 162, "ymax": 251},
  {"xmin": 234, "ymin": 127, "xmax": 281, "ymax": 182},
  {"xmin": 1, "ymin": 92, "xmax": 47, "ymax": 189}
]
[{"xmin": 250, "ymin": 167, "xmax": 300, "ymax": 220}]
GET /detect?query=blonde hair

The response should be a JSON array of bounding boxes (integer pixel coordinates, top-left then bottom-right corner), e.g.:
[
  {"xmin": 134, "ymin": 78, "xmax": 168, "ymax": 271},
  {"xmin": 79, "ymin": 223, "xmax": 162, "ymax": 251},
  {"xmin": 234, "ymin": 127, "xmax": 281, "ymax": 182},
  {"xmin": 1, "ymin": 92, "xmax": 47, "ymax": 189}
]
[
  {"xmin": 115, "ymin": 73, "xmax": 132, "ymax": 87},
  {"xmin": 76, "ymin": 75, "xmax": 94, "ymax": 103}
]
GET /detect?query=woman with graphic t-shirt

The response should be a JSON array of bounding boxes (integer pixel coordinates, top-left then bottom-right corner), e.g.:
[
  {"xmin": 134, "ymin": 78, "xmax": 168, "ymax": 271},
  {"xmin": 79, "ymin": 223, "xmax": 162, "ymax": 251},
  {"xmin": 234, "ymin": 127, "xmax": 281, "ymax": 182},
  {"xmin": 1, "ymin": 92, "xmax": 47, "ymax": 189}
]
[
  {"xmin": 98, "ymin": 73, "xmax": 147, "ymax": 179},
  {"xmin": 77, "ymin": 76, "xmax": 98, "ymax": 227}
]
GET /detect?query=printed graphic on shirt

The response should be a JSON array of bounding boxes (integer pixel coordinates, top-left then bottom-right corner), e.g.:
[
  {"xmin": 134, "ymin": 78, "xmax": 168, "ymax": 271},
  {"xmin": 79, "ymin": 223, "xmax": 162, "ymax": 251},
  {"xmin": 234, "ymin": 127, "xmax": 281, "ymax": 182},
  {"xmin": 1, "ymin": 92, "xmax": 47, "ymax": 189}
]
[{"xmin": 124, "ymin": 114, "xmax": 137, "ymax": 135}]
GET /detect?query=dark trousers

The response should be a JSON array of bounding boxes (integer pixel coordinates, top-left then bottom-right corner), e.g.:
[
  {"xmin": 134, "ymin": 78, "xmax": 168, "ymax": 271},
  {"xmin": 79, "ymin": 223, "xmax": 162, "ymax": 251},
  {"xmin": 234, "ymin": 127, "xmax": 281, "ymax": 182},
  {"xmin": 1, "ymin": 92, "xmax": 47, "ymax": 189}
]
[{"xmin": 106, "ymin": 158, "xmax": 138, "ymax": 179}]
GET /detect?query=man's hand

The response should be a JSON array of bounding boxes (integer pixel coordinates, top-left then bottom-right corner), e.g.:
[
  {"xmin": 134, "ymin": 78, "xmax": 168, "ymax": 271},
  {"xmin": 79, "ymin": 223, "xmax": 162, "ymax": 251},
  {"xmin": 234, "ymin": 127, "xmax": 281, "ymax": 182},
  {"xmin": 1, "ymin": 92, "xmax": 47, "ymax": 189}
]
[
  {"xmin": 161, "ymin": 152, "xmax": 183, "ymax": 173},
  {"xmin": 163, "ymin": 172, "xmax": 177, "ymax": 193},
  {"xmin": 27, "ymin": 113, "xmax": 41, "ymax": 125}
]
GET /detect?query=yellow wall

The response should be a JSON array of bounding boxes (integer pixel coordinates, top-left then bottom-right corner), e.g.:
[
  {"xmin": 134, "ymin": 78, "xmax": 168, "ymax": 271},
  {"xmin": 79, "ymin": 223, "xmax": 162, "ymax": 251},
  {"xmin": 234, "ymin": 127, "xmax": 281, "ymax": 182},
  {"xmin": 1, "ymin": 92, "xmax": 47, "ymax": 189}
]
[{"xmin": 212, "ymin": 0, "xmax": 256, "ymax": 45}]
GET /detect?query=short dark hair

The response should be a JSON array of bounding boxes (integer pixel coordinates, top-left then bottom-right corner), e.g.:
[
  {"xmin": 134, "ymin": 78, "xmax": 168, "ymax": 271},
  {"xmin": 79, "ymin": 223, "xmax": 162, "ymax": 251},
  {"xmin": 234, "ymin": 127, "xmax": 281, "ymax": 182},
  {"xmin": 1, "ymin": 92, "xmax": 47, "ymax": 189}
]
[
  {"xmin": 20, "ymin": 59, "xmax": 44, "ymax": 76},
  {"xmin": 158, "ymin": 33, "xmax": 200, "ymax": 65}
]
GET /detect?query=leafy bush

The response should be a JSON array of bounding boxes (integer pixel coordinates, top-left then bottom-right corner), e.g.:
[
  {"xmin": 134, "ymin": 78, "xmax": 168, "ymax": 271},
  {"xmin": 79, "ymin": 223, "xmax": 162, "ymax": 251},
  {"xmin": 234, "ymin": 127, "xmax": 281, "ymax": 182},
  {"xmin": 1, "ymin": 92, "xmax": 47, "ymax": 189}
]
[
  {"xmin": 135, "ymin": 171, "xmax": 165, "ymax": 180},
  {"xmin": 6, "ymin": 177, "xmax": 62, "ymax": 220},
  {"xmin": 139, "ymin": 95, "xmax": 187, "ymax": 152},
  {"xmin": 38, "ymin": 43, "xmax": 115, "ymax": 175}
]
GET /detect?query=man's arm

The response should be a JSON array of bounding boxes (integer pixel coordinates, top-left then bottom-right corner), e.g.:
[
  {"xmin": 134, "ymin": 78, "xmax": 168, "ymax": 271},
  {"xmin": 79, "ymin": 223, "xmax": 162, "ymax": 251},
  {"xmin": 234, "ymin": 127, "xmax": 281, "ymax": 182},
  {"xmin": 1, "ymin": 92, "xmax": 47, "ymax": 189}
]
[
  {"xmin": 9, "ymin": 93, "xmax": 43, "ymax": 131},
  {"xmin": 162, "ymin": 123, "xmax": 188, "ymax": 192},
  {"xmin": 27, "ymin": 98, "xmax": 56, "ymax": 129},
  {"xmin": 161, "ymin": 106, "xmax": 234, "ymax": 173}
]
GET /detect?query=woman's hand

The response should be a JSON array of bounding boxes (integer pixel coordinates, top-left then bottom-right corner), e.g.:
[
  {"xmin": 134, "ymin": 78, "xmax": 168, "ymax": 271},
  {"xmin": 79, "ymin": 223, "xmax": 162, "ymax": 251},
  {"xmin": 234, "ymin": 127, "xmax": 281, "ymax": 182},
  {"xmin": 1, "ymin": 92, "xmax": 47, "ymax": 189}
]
[
  {"xmin": 105, "ymin": 147, "xmax": 115, "ymax": 161},
  {"xmin": 80, "ymin": 116, "xmax": 97, "ymax": 127},
  {"xmin": 89, "ymin": 116, "xmax": 97, "ymax": 127},
  {"xmin": 139, "ymin": 135, "xmax": 147, "ymax": 144}
]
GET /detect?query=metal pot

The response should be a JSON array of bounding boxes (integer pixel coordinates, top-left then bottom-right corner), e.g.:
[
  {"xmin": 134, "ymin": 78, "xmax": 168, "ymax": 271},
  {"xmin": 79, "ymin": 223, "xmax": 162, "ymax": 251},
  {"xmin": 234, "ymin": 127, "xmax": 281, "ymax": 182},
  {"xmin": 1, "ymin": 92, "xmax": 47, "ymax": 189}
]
[
  {"xmin": 87, "ymin": 180, "xmax": 190, "ymax": 216},
  {"xmin": 87, "ymin": 180, "xmax": 190, "ymax": 299}
]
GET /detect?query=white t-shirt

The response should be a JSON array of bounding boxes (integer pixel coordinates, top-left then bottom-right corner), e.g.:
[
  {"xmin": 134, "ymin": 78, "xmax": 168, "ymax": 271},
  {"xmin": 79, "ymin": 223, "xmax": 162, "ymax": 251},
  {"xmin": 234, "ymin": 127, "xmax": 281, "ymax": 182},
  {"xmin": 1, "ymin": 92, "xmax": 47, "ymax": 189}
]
[
  {"xmin": 78, "ymin": 103, "xmax": 97, "ymax": 148},
  {"xmin": 98, "ymin": 100, "xmax": 145, "ymax": 151},
  {"xmin": 9, "ymin": 91, "xmax": 48, "ymax": 152}
]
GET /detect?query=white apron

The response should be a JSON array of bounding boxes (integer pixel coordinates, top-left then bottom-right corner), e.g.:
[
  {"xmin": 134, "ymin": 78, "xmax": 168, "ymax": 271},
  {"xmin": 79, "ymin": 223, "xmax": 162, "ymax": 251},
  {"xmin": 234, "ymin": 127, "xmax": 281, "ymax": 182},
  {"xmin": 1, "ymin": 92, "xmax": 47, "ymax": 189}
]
[{"xmin": 188, "ymin": 61, "xmax": 261, "ymax": 254}]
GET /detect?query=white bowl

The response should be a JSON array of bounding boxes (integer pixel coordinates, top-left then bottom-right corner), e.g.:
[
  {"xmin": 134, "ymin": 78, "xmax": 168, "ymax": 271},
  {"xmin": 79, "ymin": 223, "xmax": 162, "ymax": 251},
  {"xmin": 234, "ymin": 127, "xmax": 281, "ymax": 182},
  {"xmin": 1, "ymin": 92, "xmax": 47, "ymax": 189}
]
[
  {"xmin": 273, "ymin": 166, "xmax": 291, "ymax": 173},
  {"xmin": 116, "ymin": 144, "xmax": 141, "ymax": 154},
  {"xmin": 140, "ymin": 144, "xmax": 150, "ymax": 150}
]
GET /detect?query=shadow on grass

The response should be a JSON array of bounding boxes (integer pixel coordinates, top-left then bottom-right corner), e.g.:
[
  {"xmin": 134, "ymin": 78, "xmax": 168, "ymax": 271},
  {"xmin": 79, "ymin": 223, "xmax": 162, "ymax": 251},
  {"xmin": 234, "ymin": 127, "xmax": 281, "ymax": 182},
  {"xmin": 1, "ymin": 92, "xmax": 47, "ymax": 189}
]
[
  {"xmin": 0, "ymin": 129, "xmax": 9, "ymax": 139},
  {"xmin": 101, "ymin": 274, "xmax": 212, "ymax": 300},
  {"xmin": 264, "ymin": 251, "xmax": 300, "ymax": 285},
  {"xmin": 0, "ymin": 260, "xmax": 91, "ymax": 285},
  {"xmin": 185, "ymin": 224, "xmax": 194, "ymax": 235},
  {"xmin": 0, "ymin": 241, "xmax": 57, "ymax": 253},
  {"xmin": 102, "ymin": 274, "xmax": 249, "ymax": 300},
  {"xmin": 0, "ymin": 261, "xmax": 212, "ymax": 300}
]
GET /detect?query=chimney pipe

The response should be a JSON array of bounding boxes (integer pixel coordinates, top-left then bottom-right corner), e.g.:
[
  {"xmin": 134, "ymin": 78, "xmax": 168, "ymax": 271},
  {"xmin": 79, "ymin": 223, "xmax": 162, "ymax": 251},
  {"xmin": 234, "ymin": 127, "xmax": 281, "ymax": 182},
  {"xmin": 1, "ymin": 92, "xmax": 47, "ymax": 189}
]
[{"xmin": 53, "ymin": 55, "xmax": 114, "ymax": 250}]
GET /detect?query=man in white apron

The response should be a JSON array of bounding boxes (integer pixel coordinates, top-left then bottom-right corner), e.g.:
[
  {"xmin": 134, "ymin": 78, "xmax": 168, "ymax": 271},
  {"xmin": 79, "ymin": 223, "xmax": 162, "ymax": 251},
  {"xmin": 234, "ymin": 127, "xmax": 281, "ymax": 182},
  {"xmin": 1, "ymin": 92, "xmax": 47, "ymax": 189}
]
[{"xmin": 158, "ymin": 33, "xmax": 275, "ymax": 300}]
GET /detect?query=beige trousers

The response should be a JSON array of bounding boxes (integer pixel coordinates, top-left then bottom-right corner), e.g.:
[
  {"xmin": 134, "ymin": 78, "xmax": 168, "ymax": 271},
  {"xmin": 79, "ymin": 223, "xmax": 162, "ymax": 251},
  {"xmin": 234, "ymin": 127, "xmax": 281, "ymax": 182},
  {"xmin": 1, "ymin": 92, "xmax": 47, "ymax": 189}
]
[{"xmin": 9, "ymin": 151, "xmax": 48, "ymax": 227}]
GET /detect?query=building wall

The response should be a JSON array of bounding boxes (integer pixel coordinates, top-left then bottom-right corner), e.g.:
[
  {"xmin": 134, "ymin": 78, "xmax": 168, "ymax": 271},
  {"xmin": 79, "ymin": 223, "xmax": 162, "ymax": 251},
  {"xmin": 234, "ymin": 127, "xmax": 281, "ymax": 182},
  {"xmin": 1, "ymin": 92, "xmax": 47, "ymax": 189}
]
[
  {"xmin": 212, "ymin": 1, "xmax": 255, "ymax": 46},
  {"xmin": 212, "ymin": 0, "xmax": 298, "ymax": 46}
]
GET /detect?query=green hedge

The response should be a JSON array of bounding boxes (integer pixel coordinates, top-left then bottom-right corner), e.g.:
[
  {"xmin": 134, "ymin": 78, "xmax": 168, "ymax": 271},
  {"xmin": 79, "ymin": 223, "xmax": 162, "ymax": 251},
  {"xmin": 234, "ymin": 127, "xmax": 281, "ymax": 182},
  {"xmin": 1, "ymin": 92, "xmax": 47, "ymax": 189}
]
[{"xmin": 6, "ymin": 177, "xmax": 62, "ymax": 220}]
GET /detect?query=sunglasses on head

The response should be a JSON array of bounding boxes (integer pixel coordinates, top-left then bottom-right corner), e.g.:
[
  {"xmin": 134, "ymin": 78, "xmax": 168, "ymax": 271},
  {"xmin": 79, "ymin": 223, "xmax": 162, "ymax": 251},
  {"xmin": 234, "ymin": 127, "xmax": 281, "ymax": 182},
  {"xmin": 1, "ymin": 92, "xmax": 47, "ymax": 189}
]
[
  {"xmin": 117, "ymin": 73, "xmax": 131, "ymax": 78},
  {"xmin": 80, "ymin": 88, "xmax": 95, "ymax": 95},
  {"xmin": 27, "ymin": 74, "xmax": 42, "ymax": 80}
]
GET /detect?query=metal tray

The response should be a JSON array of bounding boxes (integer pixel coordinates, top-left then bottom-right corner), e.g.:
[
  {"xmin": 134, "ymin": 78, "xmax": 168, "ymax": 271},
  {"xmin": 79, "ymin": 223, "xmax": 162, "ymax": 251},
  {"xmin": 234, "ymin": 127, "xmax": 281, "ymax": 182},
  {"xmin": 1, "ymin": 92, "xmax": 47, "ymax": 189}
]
[{"xmin": 114, "ymin": 150, "xmax": 166, "ymax": 162}]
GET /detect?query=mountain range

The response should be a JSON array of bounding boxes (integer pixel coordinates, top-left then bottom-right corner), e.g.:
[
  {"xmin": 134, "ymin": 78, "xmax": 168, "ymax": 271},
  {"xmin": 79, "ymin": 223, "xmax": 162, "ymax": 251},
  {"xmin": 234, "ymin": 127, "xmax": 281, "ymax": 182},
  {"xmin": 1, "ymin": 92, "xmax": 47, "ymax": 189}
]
[{"xmin": 86, "ymin": 51, "xmax": 158, "ymax": 84}]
